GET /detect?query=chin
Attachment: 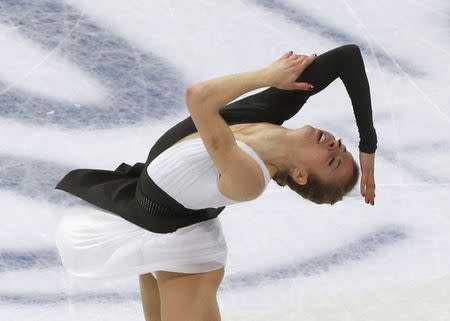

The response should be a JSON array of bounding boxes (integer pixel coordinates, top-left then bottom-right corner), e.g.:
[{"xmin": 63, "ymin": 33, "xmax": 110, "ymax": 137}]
[
  {"xmin": 300, "ymin": 125, "xmax": 316, "ymax": 133},
  {"xmin": 295, "ymin": 125, "xmax": 317, "ymax": 146},
  {"xmin": 304, "ymin": 125, "xmax": 317, "ymax": 140}
]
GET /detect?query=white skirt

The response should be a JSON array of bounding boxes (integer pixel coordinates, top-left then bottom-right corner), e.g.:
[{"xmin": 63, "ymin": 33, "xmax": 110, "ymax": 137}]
[{"xmin": 55, "ymin": 202, "xmax": 228, "ymax": 280}]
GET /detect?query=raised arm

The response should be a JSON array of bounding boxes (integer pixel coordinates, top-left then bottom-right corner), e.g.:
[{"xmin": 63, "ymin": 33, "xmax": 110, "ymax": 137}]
[{"xmin": 220, "ymin": 44, "xmax": 377, "ymax": 205}]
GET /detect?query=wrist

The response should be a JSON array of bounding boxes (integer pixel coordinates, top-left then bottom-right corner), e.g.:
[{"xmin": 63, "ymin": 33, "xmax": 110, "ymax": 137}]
[{"xmin": 255, "ymin": 67, "xmax": 276, "ymax": 88}]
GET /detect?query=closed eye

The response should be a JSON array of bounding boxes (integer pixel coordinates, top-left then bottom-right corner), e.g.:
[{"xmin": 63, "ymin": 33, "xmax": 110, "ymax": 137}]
[
  {"xmin": 339, "ymin": 139, "xmax": 346, "ymax": 152},
  {"xmin": 328, "ymin": 157, "xmax": 334, "ymax": 166}
]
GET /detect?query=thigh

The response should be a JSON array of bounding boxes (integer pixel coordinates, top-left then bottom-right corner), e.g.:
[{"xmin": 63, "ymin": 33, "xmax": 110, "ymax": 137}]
[
  {"xmin": 139, "ymin": 272, "xmax": 161, "ymax": 321},
  {"xmin": 156, "ymin": 267, "xmax": 225, "ymax": 321}
]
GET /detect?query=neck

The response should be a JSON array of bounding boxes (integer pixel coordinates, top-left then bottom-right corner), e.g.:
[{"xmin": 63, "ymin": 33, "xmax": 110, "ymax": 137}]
[{"xmin": 242, "ymin": 123, "xmax": 297, "ymax": 177}]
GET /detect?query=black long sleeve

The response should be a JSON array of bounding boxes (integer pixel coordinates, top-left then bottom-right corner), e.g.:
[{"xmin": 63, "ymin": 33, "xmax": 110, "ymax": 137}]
[{"xmin": 221, "ymin": 44, "xmax": 378, "ymax": 153}]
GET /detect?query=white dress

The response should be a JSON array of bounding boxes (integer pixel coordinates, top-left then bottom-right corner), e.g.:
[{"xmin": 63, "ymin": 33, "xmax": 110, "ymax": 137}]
[{"xmin": 55, "ymin": 138, "xmax": 271, "ymax": 279}]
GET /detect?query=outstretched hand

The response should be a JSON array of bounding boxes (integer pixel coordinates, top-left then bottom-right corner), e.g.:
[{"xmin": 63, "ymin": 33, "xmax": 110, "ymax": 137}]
[
  {"xmin": 265, "ymin": 51, "xmax": 317, "ymax": 90},
  {"xmin": 359, "ymin": 152, "xmax": 376, "ymax": 205}
]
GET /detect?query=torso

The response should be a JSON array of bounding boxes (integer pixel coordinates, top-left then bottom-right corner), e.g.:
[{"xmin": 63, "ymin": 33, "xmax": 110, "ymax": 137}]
[
  {"xmin": 147, "ymin": 122, "xmax": 273, "ymax": 207},
  {"xmin": 169, "ymin": 122, "xmax": 278, "ymax": 179}
]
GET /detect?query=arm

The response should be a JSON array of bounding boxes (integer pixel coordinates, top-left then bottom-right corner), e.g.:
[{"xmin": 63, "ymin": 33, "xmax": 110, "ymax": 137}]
[
  {"xmin": 186, "ymin": 53, "xmax": 315, "ymax": 200},
  {"xmin": 186, "ymin": 69, "xmax": 273, "ymax": 200},
  {"xmin": 221, "ymin": 44, "xmax": 377, "ymax": 204}
]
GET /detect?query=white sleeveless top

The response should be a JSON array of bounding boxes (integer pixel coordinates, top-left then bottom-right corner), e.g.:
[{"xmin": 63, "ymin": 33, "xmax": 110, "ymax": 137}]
[{"xmin": 146, "ymin": 137, "xmax": 272, "ymax": 209}]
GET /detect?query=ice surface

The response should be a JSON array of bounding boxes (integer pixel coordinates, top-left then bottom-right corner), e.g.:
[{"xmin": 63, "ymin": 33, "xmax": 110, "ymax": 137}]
[{"xmin": 1, "ymin": 0, "xmax": 449, "ymax": 320}]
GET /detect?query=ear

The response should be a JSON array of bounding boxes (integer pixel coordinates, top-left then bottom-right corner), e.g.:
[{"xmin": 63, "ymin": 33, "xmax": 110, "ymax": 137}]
[{"xmin": 291, "ymin": 167, "xmax": 308, "ymax": 185}]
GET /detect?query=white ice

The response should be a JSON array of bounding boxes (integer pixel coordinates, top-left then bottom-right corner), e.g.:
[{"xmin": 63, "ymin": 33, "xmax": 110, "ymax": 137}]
[{"xmin": 0, "ymin": 0, "xmax": 449, "ymax": 320}]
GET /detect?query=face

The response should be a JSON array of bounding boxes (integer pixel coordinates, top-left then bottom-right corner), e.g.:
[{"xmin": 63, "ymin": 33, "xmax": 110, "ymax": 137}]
[{"xmin": 292, "ymin": 125, "xmax": 355, "ymax": 186}]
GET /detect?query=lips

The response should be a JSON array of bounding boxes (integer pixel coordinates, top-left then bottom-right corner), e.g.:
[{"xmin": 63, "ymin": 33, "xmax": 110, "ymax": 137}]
[
  {"xmin": 316, "ymin": 129, "xmax": 326, "ymax": 144},
  {"xmin": 316, "ymin": 129, "xmax": 321, "ymax": 143}
]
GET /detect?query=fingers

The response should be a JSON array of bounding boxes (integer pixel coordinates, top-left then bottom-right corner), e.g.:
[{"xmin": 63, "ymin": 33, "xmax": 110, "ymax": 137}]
[
  {"xmin": 360, "ymin": 173, "xmax": 376, "ymax": 205},
  {"xmin": 360, "ymin": 175, "xmax": 365, "ymax": 196},
  {"xmin": 290, "ymin": 53, "xmax": 305, "ymax": 60},
  {"xmin": 359, "ymin": 152, "xmax": 376, "ymax": 206},
  {"xmin": 291, "ymin": 82, "xmax": 314, "ymax": 91},
  {"xmin": 289, "ymin": 53, "xmax": 317, "ymax": 90},
  {"xmin": 275, "ymin": 52, "xmax": 317, "ymax": 90},
  {"xmin": 365, "ymin": 181, "xmax": 376, "ymax": 205},
  {"xmin": 287, "ymin": 53, "xmax": 316, "ymax": 63},
  {"xmin": 290, "ymin": 53, "xmax": 317, "ymax": 66},
  {"xmin": 282, "ymin": 51, "xmax": 294, "ymax": 59}
]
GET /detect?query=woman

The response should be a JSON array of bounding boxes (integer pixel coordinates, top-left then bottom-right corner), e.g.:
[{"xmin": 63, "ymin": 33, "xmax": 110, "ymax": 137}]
[{"xmin": 55, "ymin": 44, "xmax": 376, "ymax": 321}]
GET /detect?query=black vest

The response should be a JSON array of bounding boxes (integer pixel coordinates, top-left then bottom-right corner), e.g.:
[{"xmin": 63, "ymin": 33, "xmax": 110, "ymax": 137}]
[{"xmin": 55, "ymin": 86, "xmax": 310, "ymax": 233}]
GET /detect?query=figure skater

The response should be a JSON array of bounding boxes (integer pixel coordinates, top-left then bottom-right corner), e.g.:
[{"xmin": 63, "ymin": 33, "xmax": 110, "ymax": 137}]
[{"xmin": 55, "ymin": 44, "xmax": 376, "ymax": 321}]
